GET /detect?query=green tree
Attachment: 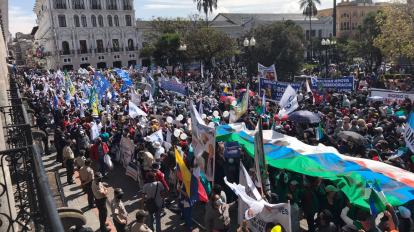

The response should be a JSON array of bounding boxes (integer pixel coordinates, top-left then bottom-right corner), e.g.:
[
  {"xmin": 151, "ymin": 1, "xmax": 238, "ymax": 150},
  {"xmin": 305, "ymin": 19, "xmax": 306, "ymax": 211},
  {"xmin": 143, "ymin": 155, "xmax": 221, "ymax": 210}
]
[
  {"xmin": 185, "ymin": 27, "xmax": 236, "ymax": 67},
  {"xmin": 152, "ymin": 32, "xmax": 182, "ymax": 67},
  {"xmin": 374, "ymin": 5, "xmax": 414, "ymax": 62},
  {"xmin": 193, "ymin": 0, "xmax": 217, "ymax": 26},
  {"xmin": 248, "ymin": 21, "xmax": 306, "ymax": 80},
  {"xmin": 300, "ymin": 0, "xmax": 321, "ymax": 60}
]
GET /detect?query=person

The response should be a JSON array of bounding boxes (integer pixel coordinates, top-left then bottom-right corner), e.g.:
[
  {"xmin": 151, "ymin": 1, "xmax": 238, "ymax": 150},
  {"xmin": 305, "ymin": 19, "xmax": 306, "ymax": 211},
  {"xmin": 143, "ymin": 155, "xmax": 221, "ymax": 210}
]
[
  {"xmin": 130, "ymin": 210, "xmax": 153, "ymax": 232},
  {"xmin": 111, "ymin": 188, "xmax": 128, "ymax": 232},
  {"xmin": 316, "ymin": 209, "xmax": 338, "ymax": 232},
  {"xmin": 54, "ymin": 127, "xmax": 66, "ymax": 163},
  {"xmin": 79, "ymin": 158, "xmax": 94, "ymax": 208},
  {"xmin": 90, "ymin": 137, "xmax": 109, "ymax": 176},
  {"xmin": 177, "ymin": 181, "xmax": 192, "ymax": 232},
  {"xmin": 212, "ymin": 184, "xmax": 227, "ymax": 204},
  {"xmin": 151, "ymin": 162, "xmax": 169, "ymax": 192},
  {"xmin": 92, "ymin": 172, "xmax": 109, "ymax": 232},
  {"xmin": 204, "ymin": 194, "xmax": 234, "ymax": 232},
  {"xmin": 142, "ymin": 172, "xmax": 165, "ymax": 232},
  {"xmin": 63, "ymin": 140, "xmax": 75, "ymax": 184},
  {"xmin": 237, "ymin": 220, "xmax": 251, "ymax": 232}
]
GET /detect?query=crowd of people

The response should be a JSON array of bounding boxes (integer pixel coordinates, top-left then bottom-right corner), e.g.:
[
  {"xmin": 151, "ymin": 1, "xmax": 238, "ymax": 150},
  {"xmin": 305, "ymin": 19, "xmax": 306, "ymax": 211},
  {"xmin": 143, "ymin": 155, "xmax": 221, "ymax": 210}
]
[{"xmin": 19, "ymin": 62, "xmax": 414, "ymax": 232}]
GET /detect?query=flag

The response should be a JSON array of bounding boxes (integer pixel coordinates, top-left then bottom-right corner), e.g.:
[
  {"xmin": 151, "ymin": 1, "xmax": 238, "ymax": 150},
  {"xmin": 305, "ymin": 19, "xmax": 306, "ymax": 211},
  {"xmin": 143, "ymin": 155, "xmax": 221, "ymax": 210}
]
[
  {"xmin": 305, "ymin": 79, "xmax": 315, "ymax": 104},
  {"xmin": 94, "ymin": 72, "xmax": 110, "ymax": 98},
  {"xmin": 365, "ymin": 181, "xmax": 387, "ymax": 216},
  {"xmin": 278, "ymin": 85, "xmax": 298, "ymax": 116},
  {"xmin": 175, "ymin": 149, "xmax": 208, "ymax": 203},
  {"xmin": 128, "ymin": 101, "xmax": 147, "ymax": 118},
  {"xmin": 230, "ymin": 84, "xmax": 249, "ymax": 123},
  {"xmin": 146, "ymin": 129, "xmax": 163, "ymax": 143},
  {"xmin": 198, "ymin": 99, "xmax": 204, "ymax": 115},
  {"xmin": 405, "ymin": 112, "xmax": 414, "ymax": 153},
  {"xmin": 130, "ymin": 90, "xmax": 141, "ymax": 106},
  {"xmin": 114, "ymin": 69, "xmax": 133, "ymax": 93},
  {"xmin": 254, "ymin": 117, "xmax": 269, "ymax": 196},
  {"xmin": 316, "ymin": 124, "xmax": 324, "ymax": 141}
]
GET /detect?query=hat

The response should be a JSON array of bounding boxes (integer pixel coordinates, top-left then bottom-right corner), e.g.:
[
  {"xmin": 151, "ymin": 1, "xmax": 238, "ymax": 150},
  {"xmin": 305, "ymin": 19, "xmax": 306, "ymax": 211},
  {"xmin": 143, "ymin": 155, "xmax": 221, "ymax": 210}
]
[
  {"xmin": 152, "ymin": 141, "xmax": 161, "ymax": 148},
  {"xmin": 374, "ymin": 127, "xmax": 383, "ymax": 133},
  {"xmin": 325, "ymin": 185, "xmax": 339, "ymax": 193},
  {"xmin": 398, "ymin": 206, "xmax": 411, "ymax": 219}
]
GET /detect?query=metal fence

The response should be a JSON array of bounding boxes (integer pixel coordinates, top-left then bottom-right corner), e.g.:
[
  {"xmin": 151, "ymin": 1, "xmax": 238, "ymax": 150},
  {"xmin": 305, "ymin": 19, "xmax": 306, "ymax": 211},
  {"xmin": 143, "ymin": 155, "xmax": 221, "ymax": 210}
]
[{"xmin": 0, "ymin": 76, "xmax": 64, "ymax": 231}]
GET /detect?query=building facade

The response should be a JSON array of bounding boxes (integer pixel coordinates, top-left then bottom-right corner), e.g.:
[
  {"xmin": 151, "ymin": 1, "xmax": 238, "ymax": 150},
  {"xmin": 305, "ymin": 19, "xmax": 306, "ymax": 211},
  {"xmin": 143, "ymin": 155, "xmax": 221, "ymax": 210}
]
[
  {"xmin": 0, "ymin": 0, "xmax": 9, "ymax": 43},
  {"xmin": 318, "ymin": 0, "xmax": 389, "ymax": 38},
  {"xmin": 34, "ymin": 0, "xmax": 139, "ymax": 70},
  {"xmin": 210, "ymin": 13, "xmax": 333, "ymax": 59},
  {"xmin": 9, "ymin": 33, "xmax": 35, "ymax": 66}
]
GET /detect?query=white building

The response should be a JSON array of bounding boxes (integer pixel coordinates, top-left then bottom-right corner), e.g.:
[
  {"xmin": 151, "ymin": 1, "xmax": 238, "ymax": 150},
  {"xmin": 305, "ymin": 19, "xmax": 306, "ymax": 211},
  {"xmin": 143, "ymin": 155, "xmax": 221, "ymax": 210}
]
[
  {"xmin": 211, "ymin": 13, "xmax": 333, "ymax": 59},
  {"xmin": 34, "ymin": 0, "xmax": 139, "ymax": 70},
  {"xmin": 0, "ymin": 0, "xmax": 9, "ymax": 43}
]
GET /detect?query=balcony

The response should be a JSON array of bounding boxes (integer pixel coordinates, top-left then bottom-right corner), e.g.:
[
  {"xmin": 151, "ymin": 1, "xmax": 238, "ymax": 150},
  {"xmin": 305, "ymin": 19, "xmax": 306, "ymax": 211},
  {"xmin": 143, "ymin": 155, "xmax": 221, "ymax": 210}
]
[
  {"xmin": 90, "ymin": 4, "xmax": 102, "ymax": 9},
  {"xmin": 60, "ymin": 50, "xmax": 76, "ymax": 55},
  {"xmin": 107, "ymin": 5, "xmax": 118, "ymax": 10},
  {"xmin": 123, "ymin": 5, "xmax": 133, "ymax": 10},
  {"xmin": 77, "ymin": 49, "xmax": 89, "ymax": 54},
  {"xmin": 111, "ymin": 47, "xmax": 123, "ymax": 52},
  {"xmin": 95, "ymin": 48, "xmax": 105, "ymax": 53},
  {"xmin": 125, "ymin": 46, "xmax": 139, "ymax": 51},
  {"xmin": 55, "ymin": 3, "xmax": 67, "ymax": 9}
]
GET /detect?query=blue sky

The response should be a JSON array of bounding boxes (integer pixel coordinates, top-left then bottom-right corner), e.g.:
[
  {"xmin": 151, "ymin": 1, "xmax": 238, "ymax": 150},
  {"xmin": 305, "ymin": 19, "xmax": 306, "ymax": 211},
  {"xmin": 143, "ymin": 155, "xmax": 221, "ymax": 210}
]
[{"xmin": 9, "ymin": 0, "xmax": 386, "ymax": 36}]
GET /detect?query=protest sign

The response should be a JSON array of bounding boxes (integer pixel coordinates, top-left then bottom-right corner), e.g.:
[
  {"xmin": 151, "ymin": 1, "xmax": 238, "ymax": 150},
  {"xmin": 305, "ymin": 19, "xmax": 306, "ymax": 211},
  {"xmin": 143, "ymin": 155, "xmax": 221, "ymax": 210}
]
[
  {"xmin": 259, "ymin": 78, "xmax": 301, "ymax": 102},
  {"xmin": 311, "ymin": 77, "xmax": 355, "ymax": 92},
  {"xmin": 258, "ymin": 64, "xmax": 277, "ymax": 81},
  {"xmin": 371, "ymin": 89, "xmax": 414, "ymax": 105},
  {"xmin": 160, "ymin": 79, "xmax": 188, "ymax": 96},
  {"xmin": 405, "ymin": 112, "xmax": 414, "ymax": 153}
]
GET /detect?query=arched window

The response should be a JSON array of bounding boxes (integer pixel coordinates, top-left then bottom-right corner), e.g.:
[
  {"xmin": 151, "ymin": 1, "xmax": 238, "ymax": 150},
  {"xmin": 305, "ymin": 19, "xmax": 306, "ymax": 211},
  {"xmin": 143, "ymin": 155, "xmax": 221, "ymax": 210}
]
[
  {"xmin": 98, "ymin": 15, "xmax": 104, "ymax": 27},
  {"xmin": 107, "ymin": 15, "xmax": 113, "ymax": 27},
  {"xmin": 74, "ymin": 15, "xmax": 80, "ymax": 27},
  {"xmin": 81, "ymin": 15, "xmax": 87, "ymax": 27},
  {"xmin": 91, "ymin": 15, "xmax": 97, "ymax": 27},
  {"xmin": 114, "ymin": 15, "xmax": 119, "ymax": 26},
  {"xmin": 127, "ymin": 39, "xmax": 134, "ymax": 50},
  {"xmin": 62, "ymin": 41, "xmax": 70, "ymax": 55},
  {"xmin": 125, "ymin": 15, "xmax": 132, "ymax": 26}
]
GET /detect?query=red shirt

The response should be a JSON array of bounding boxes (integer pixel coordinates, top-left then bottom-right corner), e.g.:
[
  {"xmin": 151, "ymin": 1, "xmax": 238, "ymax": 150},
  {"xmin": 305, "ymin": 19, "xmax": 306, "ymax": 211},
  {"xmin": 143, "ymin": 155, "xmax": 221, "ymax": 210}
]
[{"xmin": 90, "ymin": 142, "xmax": 109, "ymax": 161}]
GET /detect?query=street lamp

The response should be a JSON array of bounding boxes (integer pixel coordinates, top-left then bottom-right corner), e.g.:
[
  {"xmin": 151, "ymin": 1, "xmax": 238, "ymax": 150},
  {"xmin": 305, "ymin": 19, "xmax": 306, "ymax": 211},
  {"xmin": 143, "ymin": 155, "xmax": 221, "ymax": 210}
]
[
  {"xmin": 178, "ymin": 44, "xmax": 187, "ymax": 79},
  {"xmin": 244, "ymin": 37, "xmax": 256, "ymax": 84},
  {"xmin": 321, "ymin": 38, "xmax": 336, "ymax": 78}
]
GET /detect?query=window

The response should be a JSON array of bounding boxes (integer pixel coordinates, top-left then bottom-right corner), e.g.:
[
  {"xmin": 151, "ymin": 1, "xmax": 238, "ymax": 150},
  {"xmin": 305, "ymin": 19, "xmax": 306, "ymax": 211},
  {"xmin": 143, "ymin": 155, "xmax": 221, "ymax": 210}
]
[
  {"xmin": 58, "ymin": 15, "xmax": 67, "ymax": 27},
  {"xmin": 81, "ymin": 15, "xmax": 87, "ymax": 27},
  {"xmin": 98, "ymin": 15, "xmax": 104, "ymax": 27},
  {"xmin": 107, "ymin": 15, "xmax": 113, "ymax": 27},
  {"xmin": 96, "ymin": 39, "xmax": 104, "ymax": 53},
  {"xmin": 112, "ymin": 39, "xmax": 119, "ymax": 52},
  {"xmin": 79, "ymin": 40, "xmax": 87, "ymax": 54},
  {"xmin": 54, "ymin": 0, "xmax": 67, "ymax": 9},
  {"xmin": 74, "ymin": 15, "xmax": 80, "ymax": 27},
  {"xmin": 62, "ymin": 41, "xmax": 70, "ymax": 55},
  {"xmin": 72, "ymin": 0, "xmax": 84, "ymax": 9},
  {"xmin": 125, "ymin": 15, "xmax": 132, "ymax": 26},
  {"xmin": 114, "ymin": 15, "xmax": 119, "ymax": 26},
  {"xmin": 127, "ymin": 39, "xmax": 134, "ymax": 50},
  {"xmin": 123, "ymin": 0, "xmax": 132, "ymax": 10},
  {"xmin": 106, "ymin": 0, "xmax": 117, "ymax": 10},
  {"xmin": 91, "ymin": 15, "xmax": 97, "ymax": 27},
  {"xmin": 318, "ymin": 29, "xmax": 322, "ymax": 38},
  {"xmin": 90, "ymin": 0, "xmax": 101, "ymax": 9}
]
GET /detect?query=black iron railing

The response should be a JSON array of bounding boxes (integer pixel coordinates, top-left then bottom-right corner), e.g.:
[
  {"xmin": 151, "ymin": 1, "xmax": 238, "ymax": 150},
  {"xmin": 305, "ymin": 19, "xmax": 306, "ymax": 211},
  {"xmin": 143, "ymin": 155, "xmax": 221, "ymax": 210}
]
[{"xmin": 0, "ymin": 76, "xmax": 64, "ymax": 232}]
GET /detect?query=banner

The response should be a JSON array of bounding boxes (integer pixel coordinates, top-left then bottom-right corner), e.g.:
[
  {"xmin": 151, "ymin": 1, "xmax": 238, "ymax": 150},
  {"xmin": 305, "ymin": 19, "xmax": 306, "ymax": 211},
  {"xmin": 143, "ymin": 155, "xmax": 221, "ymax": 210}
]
[
  {"xmin": 258, "ymin": 63, "xmax": 277, "ymax": 81},
  {"xmin": 233, "ymin": 162, "xmax": 291, "ymax": 232},
  {"xmin": 405, "ymin": 112, "xmax": 414, "ymax": 153},
  {"xmin": 259, "ymin": 78, "xmax": 301, "ymax": 102},
  {"xmin": 278, "ymin": 85, "xmax": 299, "ymax": 116},
  {"xmin": 160, "ymin": 79, "xmax": 188, "ymax": 96},
  {"xmin": 190, "ymin": 102, "xmax": 216, "ymax": 182},
  {"xmin": 311, "ymin": 77, "xmax": 355, "ymax": 92},
  {"xmin": 371, "ymin": 89, "xmax": 414, "ymax": 105}
]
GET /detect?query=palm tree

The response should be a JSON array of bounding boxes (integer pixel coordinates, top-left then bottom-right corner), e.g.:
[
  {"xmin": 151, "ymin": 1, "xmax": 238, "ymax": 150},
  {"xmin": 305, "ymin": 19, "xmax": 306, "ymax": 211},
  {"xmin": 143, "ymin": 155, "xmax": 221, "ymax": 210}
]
[
  {"xmin": 299, "ymin": 0, "xmax": 321, "ymax": 61},
  {"xmin": 193, "ymin": 0, "xmax": 218, "ymax": 27}
]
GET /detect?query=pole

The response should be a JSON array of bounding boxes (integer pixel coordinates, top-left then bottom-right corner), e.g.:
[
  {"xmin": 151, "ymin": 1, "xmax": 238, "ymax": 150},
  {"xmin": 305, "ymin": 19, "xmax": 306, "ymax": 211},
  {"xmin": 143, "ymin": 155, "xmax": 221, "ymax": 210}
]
[{"xmin": 325, "ymin": 46, "xmax": 328, "ymax": 78}]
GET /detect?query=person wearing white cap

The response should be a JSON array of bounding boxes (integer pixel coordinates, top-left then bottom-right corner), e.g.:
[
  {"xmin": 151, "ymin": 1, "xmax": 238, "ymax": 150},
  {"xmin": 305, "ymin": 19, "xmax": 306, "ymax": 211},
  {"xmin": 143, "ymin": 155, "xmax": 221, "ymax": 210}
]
[{"xmin": 152, "ymin": 142, "xmax": 164, "ymax": 160}]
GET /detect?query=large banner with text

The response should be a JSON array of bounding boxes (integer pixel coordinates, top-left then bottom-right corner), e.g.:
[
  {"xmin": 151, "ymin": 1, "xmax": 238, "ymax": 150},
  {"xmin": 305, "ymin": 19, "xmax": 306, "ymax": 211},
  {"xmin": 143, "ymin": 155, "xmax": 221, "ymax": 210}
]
[{"xmin": 259, "ymin": 78, "xmax": 301, "ymax": 102}]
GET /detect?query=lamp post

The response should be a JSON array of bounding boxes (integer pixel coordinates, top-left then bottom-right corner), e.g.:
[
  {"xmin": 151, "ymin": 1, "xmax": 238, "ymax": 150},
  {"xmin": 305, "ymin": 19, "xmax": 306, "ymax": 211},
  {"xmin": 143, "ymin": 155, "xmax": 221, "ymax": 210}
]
[
  {"xmin": 321, "ymin": 38, "xmax": 336, "ymax": 78},
  {"xmin": 178, "ymin": 44, "xmax": 187, "ymax": 80},
  {"xmin": 244, "ymin": 37, "xmax": 256, "ymax": 84}
]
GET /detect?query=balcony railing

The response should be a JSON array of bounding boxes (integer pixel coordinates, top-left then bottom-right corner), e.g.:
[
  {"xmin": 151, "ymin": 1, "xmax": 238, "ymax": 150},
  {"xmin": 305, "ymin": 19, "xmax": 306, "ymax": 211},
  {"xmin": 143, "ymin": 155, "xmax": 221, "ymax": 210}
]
[
  {"xmin": 0, "ymin": 76, "xmax": 64, "ymax": 231},
  {"xmin": 123, "ymin": 5, "xmax": 133, "ymax": 10}
]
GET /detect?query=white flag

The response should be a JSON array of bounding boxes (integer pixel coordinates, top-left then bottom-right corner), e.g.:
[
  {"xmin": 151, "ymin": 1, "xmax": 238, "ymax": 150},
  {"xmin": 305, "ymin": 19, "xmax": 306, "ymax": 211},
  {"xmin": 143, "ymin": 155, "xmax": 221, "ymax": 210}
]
[
  {"xmin": 146, "ymin": 129, "xmax": 164, "ymax": 143},
  {"xmin": 278, "ymin": 85, "xmax": 298, "ymax": 116},
  {"xmin": 130, "ymin": 90, "xmax": 141, "ymax": 106},
  {"xmin": 128, "ymin": 101, "xmax": 147, "ymax": 118}
]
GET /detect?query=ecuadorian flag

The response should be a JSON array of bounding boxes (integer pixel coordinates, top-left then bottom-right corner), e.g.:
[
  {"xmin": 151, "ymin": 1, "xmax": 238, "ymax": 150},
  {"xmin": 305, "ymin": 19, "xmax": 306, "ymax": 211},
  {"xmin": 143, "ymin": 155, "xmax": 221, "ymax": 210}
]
[{"xmin": 175, "ymin": 149, "xmax": 208, "ymax": 203}]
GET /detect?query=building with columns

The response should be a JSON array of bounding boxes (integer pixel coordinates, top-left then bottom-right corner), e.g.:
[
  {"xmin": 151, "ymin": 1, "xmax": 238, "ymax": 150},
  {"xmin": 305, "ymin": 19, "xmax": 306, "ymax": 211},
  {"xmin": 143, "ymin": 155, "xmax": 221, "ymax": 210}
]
[{"xmin": 34, "ymin": 0, "xmax": 139, "ymax": 70}]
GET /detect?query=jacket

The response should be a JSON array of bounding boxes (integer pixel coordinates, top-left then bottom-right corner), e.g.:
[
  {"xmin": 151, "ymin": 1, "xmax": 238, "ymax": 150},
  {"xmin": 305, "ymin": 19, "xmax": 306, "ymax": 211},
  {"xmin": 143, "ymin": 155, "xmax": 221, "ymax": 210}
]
[{"xmin": 90, "ymin": 142, "xmax": 109, "ymax": 161}]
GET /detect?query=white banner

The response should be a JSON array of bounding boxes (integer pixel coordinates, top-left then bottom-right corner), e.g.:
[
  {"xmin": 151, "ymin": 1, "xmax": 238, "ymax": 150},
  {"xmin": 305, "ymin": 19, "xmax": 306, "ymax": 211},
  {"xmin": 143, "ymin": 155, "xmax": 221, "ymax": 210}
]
[
  {"xmin": 278, "ymin": 85, "xmax": 298, "ymax": 116},
  {"xmin": 370, "ymin": 89, "xmax": 414, "ymax": 105},
  {"xmin": 234, "ymin": 163, "xmax": 292, "ymax": 232}
]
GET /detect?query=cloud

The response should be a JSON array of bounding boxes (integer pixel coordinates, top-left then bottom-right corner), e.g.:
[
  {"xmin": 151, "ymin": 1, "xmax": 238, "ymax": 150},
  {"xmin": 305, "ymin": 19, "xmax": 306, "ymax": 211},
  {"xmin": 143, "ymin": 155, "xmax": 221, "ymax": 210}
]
[{"xmin": 9, "ymin": 6, "xmax": 36, "ymax": 36}]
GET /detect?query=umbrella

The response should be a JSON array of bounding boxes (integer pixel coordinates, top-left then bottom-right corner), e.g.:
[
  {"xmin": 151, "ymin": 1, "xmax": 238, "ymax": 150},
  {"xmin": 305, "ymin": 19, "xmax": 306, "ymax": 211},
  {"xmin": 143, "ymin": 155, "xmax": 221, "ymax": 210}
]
[
  {"xmin": 239, "ymin": 89, "xmax": 255, "ymax": 97},
  {"xmin": 337, "ymin": 131, "xmax": 368, "ymax": 146},
  {"xmin": 288, "ymin": 110, "xmax": 321, "ymax": 124}
]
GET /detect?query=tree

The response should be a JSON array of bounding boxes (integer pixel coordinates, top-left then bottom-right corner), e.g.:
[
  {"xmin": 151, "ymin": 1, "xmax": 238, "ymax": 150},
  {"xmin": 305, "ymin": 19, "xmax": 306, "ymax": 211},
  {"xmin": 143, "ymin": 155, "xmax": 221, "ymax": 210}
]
[
  {"xmin": 193, "ymin": 0, "xmax": 217, "ymax": 26},
  {"xmin": 300, "ymin": 0, "xmax": 321, "ymax": 60},
  {"xmin": 248, "ymin": 21, "xmax": 306, "ymax": 80},
  {"xmin": 185, "ymin": 27, "xmax": 236, "ymax": 67},
  {"xmin": 374, "ymin": 5, "xmax": 414, "ymax": 62},
  {"xmin": 152, "ymin": 32, "xmax": 182, "ymax": 67}
]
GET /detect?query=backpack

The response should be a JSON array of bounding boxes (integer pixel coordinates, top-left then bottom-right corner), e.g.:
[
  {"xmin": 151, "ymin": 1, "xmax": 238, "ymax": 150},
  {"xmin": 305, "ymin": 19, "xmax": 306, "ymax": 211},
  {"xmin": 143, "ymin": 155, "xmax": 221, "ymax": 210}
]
[{"xmin": 145, "ymin": 182, "xmax": 159, "ymax": 213}]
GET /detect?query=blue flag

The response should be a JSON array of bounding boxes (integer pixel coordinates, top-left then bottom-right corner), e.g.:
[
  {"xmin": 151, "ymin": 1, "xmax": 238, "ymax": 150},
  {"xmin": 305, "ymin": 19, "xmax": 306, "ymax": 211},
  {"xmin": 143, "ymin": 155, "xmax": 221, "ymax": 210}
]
[
  {"xmin": 115, "ymin": 69, "xmax": 133, "ymax": 93},
  {"xmin": 93, "ymin": 72, "xmax": 110, "ymax": 98}
]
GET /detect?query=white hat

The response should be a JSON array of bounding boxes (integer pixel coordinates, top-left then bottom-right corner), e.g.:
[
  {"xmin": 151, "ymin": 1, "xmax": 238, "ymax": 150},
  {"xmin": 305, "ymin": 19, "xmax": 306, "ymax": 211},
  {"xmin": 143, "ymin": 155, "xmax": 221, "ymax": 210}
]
[{"xmin": 152, "ymin": 141, "xmax": 161, "ymax": 148}]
